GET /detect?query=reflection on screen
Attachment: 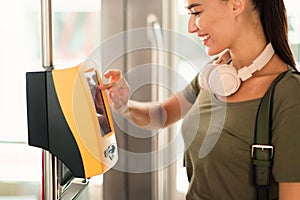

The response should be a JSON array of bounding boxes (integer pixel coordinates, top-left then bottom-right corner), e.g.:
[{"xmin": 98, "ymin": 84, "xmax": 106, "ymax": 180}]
[{"xmin": 85, "ymin": 71, "xmax": 111, "ymax": 137}]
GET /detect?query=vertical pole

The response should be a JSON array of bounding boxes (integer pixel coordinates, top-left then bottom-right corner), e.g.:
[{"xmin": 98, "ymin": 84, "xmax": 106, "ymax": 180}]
[
  {"xmin": 41, "ymin": 0, "xmax": 53, "ymax": 69},
  {"xmin": 43, "ymin": 151, "xmax": 57, "ymax": 200},
  {"xmin": 41, "ymin": 0, "xmax": 57, "ymax": 200}
]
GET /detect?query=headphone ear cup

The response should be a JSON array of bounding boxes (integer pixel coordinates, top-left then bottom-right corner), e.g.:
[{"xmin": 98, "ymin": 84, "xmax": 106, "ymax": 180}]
[
  {"xmin": 199, "ymin": 64, "xmax": 241, "ymax": 96},
  {"xmin": 199, "ymin": 64, "xmax": 218, "ymax": 93},
  {"xmin": 208, "ymin": 64, "xmax": 241, "ymax": 96}
]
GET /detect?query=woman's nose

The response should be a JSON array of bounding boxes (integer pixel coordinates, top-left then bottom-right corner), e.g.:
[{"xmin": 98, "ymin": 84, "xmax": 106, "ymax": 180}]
[{"xmin": 188, "ymin": 16, "xmax": 198, "ymax": 33}]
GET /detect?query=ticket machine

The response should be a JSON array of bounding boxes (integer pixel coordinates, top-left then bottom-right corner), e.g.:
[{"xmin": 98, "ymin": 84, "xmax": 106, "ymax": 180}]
[{"xmin": 26, "ymin": 61, "xmax": 118, "ymax": 179}]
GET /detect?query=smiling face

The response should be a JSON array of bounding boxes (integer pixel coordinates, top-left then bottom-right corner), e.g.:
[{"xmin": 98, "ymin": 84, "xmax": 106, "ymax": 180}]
[{"xmin": 186, "ymin": 0, "xmax": 241, "ymax": 56}]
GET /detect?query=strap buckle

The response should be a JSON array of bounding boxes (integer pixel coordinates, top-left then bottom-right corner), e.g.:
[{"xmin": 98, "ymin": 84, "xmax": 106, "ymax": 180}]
[{"xmin": 251, "ymin": 145, "xmax": 274, "ymax": 159}]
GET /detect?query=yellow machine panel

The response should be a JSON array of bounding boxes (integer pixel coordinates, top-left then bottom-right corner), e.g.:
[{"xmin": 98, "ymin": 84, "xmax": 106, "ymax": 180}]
[{"xmin": 26, "ymin": 61, "xmax": 118, "ymax": 178}]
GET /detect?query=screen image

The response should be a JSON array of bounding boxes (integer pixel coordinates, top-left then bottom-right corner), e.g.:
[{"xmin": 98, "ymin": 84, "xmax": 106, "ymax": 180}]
[{"xmin": 85, "ymin": 71, "xmax": 111, "ymax": 137}]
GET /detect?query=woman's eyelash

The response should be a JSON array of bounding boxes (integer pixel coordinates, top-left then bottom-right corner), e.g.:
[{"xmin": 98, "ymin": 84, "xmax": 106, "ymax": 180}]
[{"xmin": 188, "ymin": 12, "xmax": 202, "ymax": 16}]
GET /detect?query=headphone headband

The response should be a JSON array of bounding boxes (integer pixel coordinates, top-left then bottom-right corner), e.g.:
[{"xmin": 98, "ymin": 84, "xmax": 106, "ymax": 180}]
[
  {"xmin": 199, "ymin": 43, "xmax": 275, "ymax": 96},
  {"xmin": 238, "ymin": 43, "xmax": 274, "ymax": 81}
]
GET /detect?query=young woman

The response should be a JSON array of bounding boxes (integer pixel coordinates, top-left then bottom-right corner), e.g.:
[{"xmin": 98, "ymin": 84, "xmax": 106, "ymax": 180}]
[{"xmin": 100, "ymin": 0, "xmax": 300, "ymax": 199}]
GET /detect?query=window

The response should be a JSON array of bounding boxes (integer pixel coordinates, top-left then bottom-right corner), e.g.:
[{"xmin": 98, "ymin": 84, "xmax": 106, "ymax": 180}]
[
  {"xmin": 0, "ymin": 0, "xmax": 102, "ymax": 199},
  {"xmin": 286, "ymin": 1, "xmax": 300, "ymax": 67}
]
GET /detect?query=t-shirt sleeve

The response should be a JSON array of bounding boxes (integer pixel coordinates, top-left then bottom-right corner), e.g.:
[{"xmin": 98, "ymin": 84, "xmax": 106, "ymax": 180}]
[
  {"xmin": 272, "ymin": 72, "xmax": 300, "ymax": 182},
  {"xmin": 183, "ymin": 58, "xmax": 219, "ymax": 104},
  {"xmin": 183, "ymin": 73, "xmax": 200, "ymax": 104}
]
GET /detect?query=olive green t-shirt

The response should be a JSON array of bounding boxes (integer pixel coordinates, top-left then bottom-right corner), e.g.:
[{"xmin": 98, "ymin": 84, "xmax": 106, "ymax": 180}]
[{"xmin": 181, "ymin": 70, "xmax": 300, "ymax": 200}]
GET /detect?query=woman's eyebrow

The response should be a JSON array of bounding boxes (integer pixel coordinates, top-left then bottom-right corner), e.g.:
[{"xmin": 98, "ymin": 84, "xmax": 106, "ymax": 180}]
[{"xmin": 185, "ymin": 3, "xmax": 202, "ymax": 10}]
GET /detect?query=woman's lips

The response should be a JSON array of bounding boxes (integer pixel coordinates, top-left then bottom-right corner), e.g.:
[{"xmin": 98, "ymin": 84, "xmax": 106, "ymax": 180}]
[{"xmin": 198, "ymin": 34, "xmax": 210, "ymax": 45}]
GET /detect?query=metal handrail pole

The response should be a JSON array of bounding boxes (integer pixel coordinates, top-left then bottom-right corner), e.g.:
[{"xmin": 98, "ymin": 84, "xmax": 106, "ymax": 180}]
[
  {"xmin": 41, "ymin": 0, "xmax": 53, "ymax": 69},
  {"xmin": 41, "ymin": 0, "xmax": 57, "ymax": 200}
]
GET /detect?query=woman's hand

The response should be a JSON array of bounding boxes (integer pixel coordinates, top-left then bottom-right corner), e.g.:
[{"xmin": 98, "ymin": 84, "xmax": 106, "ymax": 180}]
[{"xmin": 99, "ymin": 70, "xmax": 130, "ymax": 115}]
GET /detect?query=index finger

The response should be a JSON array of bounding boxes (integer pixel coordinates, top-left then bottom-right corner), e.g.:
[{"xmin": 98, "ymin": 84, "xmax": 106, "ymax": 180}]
[
  {"xmin": 98, "ymin": 82, "xmax": 114, "ymax": 90},
  {"xmin": 103, "ymin": 69, "xmax": 122, "ymax": 80}
]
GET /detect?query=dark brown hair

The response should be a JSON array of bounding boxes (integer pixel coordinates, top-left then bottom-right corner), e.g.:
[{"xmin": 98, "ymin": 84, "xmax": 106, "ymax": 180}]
[{"xmin": 252, "ymin": 0, "xmax": 297, "ymax": 70}]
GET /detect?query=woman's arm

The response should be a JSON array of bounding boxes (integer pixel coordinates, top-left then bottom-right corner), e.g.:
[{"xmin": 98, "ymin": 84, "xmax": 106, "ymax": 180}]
[
  {"xmin": 279, "ymin": 182, "xmax": 300, "ymax": 200},
  {"xmin": 127, "ymin": 90, "xmax": 193, "ymax": 129},
  {"xmin": 100, "ymin": 70, "xmax": 193, "ymax": 130}
]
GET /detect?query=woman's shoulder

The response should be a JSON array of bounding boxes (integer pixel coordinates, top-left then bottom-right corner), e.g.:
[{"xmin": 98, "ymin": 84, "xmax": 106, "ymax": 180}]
[
  {"xmin": 274, "ymin": 70, "xmax": 300, "ymax": 106},
  {"xmin": 278, "ymin": 70, "xmax": 300, "ymax": 90}
]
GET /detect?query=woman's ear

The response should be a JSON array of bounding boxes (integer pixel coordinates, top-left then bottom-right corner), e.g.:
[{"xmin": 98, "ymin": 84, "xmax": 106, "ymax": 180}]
[{"xmin": 231, "ymin": 0, "xmax": 246, "ymax": 15}]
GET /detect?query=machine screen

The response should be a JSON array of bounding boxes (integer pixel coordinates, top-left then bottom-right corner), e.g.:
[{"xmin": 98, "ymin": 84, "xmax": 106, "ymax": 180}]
[{"xmin": 85, "ymin": 71, "xmax": 111, "ymax": 137}]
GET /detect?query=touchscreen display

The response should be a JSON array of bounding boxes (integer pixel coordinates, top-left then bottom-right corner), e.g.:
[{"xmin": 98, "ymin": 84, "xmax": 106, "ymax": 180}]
[{"xmin": 85, "ymin": 71, "xmax": 111, "ymax": 137}]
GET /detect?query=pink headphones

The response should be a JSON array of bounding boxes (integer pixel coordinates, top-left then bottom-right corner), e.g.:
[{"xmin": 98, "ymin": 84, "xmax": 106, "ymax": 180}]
[{"xmin": 199, "ymin": 43, "xmax": 275, "ymax": 96}]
